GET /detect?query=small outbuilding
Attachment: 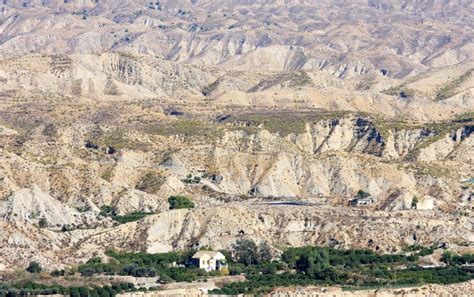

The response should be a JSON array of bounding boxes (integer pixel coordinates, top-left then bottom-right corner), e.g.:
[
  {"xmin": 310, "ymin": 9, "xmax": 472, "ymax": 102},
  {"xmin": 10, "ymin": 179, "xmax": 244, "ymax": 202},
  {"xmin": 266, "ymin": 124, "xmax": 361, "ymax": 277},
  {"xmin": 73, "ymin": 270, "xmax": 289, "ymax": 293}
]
[
  {"xmin": 191, "ymin": 251, "xmax": 227, "ymax": 272},
  {"xmin": 350, "ymin": 197, "xmax": 374, "ymax": 206}
]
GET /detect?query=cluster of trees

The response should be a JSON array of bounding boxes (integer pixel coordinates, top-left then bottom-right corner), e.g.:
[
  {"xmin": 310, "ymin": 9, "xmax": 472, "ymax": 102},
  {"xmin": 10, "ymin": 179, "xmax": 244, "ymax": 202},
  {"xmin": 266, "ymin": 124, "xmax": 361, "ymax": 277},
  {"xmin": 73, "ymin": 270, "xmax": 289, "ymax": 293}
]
[
  {"xmin": 183, "ymin": 174, "xmax": 201, "ymax": 184},
  {"xmin": 282, "ymin": 246, "xmax": 416, "ymax": 269},
  {"xmin": 77, "ymin": 250, "xmax": 208, "ymax": 283},
  {"xmin": 26, "ymin": 261, "xmax": 42, "ymax": 274},
  {"xmin": 402, "ymin": 244, "xmax": 435, "ymax": 257},
  {"xmin": 383, "ymin": 266, "xmax": 474, "ymax": 286},
  {"xmin": 232, "ymin": 239, "xmax": 272, "ymax": 265},
  {"xmin": 168, "ymin": 195, "xmax": 195, "ymax": 209},
  {"xmin": 212, "ymin": 266, "xmax": 474, "ymax": 295},
  {"xmin": 99, "ymin": 205, "xmax": 154, "ymax": 224},
  {"xmin": 20, "ymin": 243, "xmax": 473, "ymax": 296},
  {"xmin": 356, "ymin": 190, "xmax": 371, "ymax": 199},
  {"xmin": 112, "ymin": 212, "xmax": 155, "ymax": 224},
  {"xmin": 441, "ymin": 252, "xmax": 474, "ymax": 265},
  {"xmin": 211, "ymin": 273, "xmax": 329, "ymax": 295},
  {"xmin": 225, "ymin": 239, "xmax": 283, "ymax": 275},
  {"xmin": 211, "ymin": 246, "xmax": 474, "ymax": 295},
  {"xmin": 0, "ymin": 282, "xmax": 138, "ymax": 297}
]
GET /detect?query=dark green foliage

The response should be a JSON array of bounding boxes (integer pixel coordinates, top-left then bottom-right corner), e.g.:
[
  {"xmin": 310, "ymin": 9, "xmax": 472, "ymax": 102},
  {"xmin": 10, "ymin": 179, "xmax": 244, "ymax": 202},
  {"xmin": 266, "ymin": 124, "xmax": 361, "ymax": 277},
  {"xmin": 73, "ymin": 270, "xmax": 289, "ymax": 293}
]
[
  {"xmin": 168, "ymin": 195, "xmax": 195, "ymax": 209},
  {"xmin": 202, "ymin": 79, "xmax": 221, "ymax": 96},
  {"xmin": 402, "ymin": 244, "xmax": 435, "ymax": 255},
  {"xmin": 182, "ymin": 174, "xmax": 201, "ymax": 184},
  {"xmin": 441, "ymin": 252, "xmax": 474, "ymax": 265},
  {"xmin": 61, "ymin": 224, "xmax": 74, "ymax": 232},
  {"xmin": 231, "ymin": 239, "xmax": 274, "ymax": 266},
  {"xmin": 356, "ymin": 190, "xmax": 370, "ymax": 199},
  {"xmin": 0, "ymin": 282, "xmax": 137, "ymax": 297},
  {"xmin": 100, "ymin": 205, "xmax": 154, "ymax": 224},
  {"xmin": 411, "ymin": 196, "xmax": 419, "ymax": 208},
  {"xmin": 135, "ymin": 172, "xmax": 165, "ymax": 194},
  {"xmin": 99, "ymin": 205, "xmax": 116, "ymax": 217},
  {"xmin": 77, "ymin": 250, "xmax": 206, "ymax": 282},
  {"xmin": 112, "ymin": 212, "xmax": 155, "ymax": 224},
  {"xmin": 50, "ymin": 269, "xmax": 65, "ymax": 277},
  {"xmin": 212, "ymin": 246, "xmax": 474, "ymax": 295},
  {"xmin": 36, "ymin": 246, "xmax": 473, "ymax": 296},
  {"xmin": 232, "ymin": 239, "xmax": 259, "ymax": 265},
  {"xmin": 295, "ymin": 248, "xmax": 330, "ymax": 275},
  {"xmin": 210, "ymin": 273, "xmax": 345, "ymax": 295},
  {"xmin": 26, "ymin": 261, "xmax": 42, "ymax": 273},
  {"xmin": 87, "ymin": 257, "xmax": 103, "ymax": 264},
  {"xmin": 435, "ymin": 69, "xmax": 473, "ymax": 101},
  {"xmin": 38, "ymin": 217, "xmax": 48, "ymax": 228},
  {"xmin": 257, "ymin": 241, "xmax": 272, "ymax": 263},
  {"xmin": 283, "ymin": 246, "xmax": 410, "ymax": 269}
]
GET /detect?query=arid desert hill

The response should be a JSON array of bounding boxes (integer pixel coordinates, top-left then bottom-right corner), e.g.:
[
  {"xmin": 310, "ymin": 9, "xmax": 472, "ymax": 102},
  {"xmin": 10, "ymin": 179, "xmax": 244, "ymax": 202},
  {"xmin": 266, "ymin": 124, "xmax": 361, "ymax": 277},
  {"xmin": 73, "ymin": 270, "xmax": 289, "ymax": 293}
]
[{"xmin": 0, "ymin": 0, "xmax": 472, "ymax": 284}]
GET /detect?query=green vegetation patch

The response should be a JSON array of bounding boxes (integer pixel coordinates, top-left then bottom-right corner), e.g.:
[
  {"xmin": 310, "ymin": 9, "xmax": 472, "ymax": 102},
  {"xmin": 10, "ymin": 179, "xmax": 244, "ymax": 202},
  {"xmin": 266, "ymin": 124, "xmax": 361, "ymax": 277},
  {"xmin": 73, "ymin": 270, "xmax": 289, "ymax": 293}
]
[
  {"xmin": 0, "ymin": 281, "xmax": 138, "ymax": 297},
  {"xmin": 403, "ymin": 118, "xmax": 472, "ymax": 161},
  {"xmin": 435, "ymin": 69, "xmax": 473, "ymax": 101},
  {"xmin": 77, "ymin": 250, "xmax": 212, "ymax": 282},
  {"xmin": 135, "ymin": 172, "xmax": 165, "ymax": 194},
  {"xmin": 212, "ymin": 245, "xmax": 473, "ymax": 295},
  {"xmin": 225, "ymin": 112, "xmax": 308, "ymax": 136},
  {"xmin": 100, "ymin": 205, "xmax": 155, "ymax": 224},
  {"xmin": 382, "ymin": 85, "xmax": 416, "ymax": 99},
  {"xmin": 202, "ymin": 79, "xmax": 221, "ymax": 96},
  {"xmin": 145, "ymin": 119, "xmax": 224, "ymax": 140},
  {"xmin": 97, "ymin": 129, "xmax": 148, "ymax": 150},
  {"xmin": 287, "ymin": 71, "xmax": 313, "ymax": 88},
  {"xmin": 248, "ymin": 71, "xmax": 313, "ymax": 92},
  {"xmin": 168, "ymin": 195, "xmax": 195, "ymax": 210},
  {"xmin": 112, "ymin": 212, "xmax": 155, "ymax": 224},
  {"xmin": 17, "ymin": 244, "xmax": 473, "ymax": 296}
]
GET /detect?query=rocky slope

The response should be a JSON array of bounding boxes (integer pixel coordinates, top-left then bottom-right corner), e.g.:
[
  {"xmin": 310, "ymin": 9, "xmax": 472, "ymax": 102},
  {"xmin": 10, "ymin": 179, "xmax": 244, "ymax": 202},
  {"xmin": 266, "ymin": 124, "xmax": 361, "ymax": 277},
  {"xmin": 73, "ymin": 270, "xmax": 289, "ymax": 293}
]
[
  {"xmin": 0, "ymin": 106, "xmax": 472, "ymax": 269},
  {"xmin": 0, "ymin": 0, "xmax": 472, "ymax": 276}
]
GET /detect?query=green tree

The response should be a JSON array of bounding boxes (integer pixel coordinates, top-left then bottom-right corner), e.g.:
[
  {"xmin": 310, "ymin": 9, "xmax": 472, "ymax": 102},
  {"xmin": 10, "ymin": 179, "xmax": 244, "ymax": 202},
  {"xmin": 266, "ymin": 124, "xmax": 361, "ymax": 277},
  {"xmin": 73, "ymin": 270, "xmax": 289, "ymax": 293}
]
[
  {"xmin": 168, "ymin": 195, "xmax": 195, "ymax": 210},
  {"xmin": 87, "ymin": 256, "xmax": 102, "ymax": 264},
  {"xmin": 411, "ymin": 196, "xmax": 419, "ymax": 209},
  {"xmin": 356, "ymin": 190, "xmax": 370, "ymax": 199},
  {"xmin": 51, "ymin": 269, "xmax": 65, "ymax": 277},
  {"xmin": 26, "ymin": 261, "xmax": 42, "ymax": 273},
  {"xmin": 295, "ymin": 249, "xmax": 330, "ymax": 276},
  {"xmin": 233, "ymin": 239, "xmax": 259, "ymax": 265},
  {"xmin": 38, "ymin": 217, "xmax": 48, "ymax": 228},
  {"xmin": 441, "ymin": 251, "xmax": 454, "ymax": 265},
  {"xmin": 258, "ymin": 241, "xmax": 272, "ymax": 262}
]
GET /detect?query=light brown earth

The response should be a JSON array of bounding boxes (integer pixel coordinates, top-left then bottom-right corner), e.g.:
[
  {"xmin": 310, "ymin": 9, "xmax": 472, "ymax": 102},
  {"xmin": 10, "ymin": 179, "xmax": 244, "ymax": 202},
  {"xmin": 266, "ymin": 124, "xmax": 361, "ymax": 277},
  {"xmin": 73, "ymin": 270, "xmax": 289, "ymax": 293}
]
[{"xmin": 0, "ymin": 1, "xmax": 472, "ymax": 294}]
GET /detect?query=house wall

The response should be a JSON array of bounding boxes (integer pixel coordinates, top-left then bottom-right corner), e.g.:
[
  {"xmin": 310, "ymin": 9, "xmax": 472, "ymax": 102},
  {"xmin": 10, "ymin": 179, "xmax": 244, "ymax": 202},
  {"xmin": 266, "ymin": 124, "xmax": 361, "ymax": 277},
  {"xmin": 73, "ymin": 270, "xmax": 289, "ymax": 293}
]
[{"xmin": 199, "ymin": 258, "xmax": 216, "ymax": 271}]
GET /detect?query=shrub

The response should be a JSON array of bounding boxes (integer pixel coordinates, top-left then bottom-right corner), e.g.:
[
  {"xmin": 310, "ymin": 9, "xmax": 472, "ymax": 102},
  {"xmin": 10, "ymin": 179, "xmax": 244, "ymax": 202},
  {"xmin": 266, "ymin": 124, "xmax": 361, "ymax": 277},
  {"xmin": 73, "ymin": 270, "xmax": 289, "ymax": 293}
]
[
  {"xmin": 61, "ymin": 224, "xmax": 74, "ymax": 232},
  {"xmin": 258, "ymin": 241, "xmax": 272, "ymax": 262},
  {"xmin": 99, "ymin": 205, "xmax": 116, "ymax": 217},
  {"xmin": 26, "ymin": 261, "xmax": 42, "ymax": 273},
  {"xmin": 80, "ymin": 267, "xmax": 97, "ymax": 277},
  {"xmin": 112, "ymin": 212, "xmax": 155, "ymax": 224},
  {"xmin": 50, "ymin": 269, "xmax": 65, "ymax": 277},
  {"xmin": 232, "ymin": 239, "xmax": 259, "ymax": 265},
  {"xmin": 87, "ymin": 257, "xmax": 102, "ymax": 264},
  {"xmin": 356, "ymin": 190, "xmax": 370, "ymax": 199},
  {"xmin": 38, "ymin": 217, "xmax": 48, "ymax": 228},
  {"xmin": 168, "ymin": 195, "xmax": 195, "ymax": 210},
  {"xmin": 411, "ymin": 196, "xmax": 419, "ymax": 208}
]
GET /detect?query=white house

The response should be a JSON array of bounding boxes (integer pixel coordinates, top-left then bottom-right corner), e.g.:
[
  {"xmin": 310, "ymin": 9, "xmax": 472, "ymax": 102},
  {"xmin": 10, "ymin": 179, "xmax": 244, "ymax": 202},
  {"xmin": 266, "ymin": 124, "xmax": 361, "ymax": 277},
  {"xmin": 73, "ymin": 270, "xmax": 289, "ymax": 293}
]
[
  {"xmin": 191, "ymin": 251, "xmax": 227, "ymax": 272},
  {"xmin": 350, "ymin": 197, "xmax": 374, "ymax": 206}
]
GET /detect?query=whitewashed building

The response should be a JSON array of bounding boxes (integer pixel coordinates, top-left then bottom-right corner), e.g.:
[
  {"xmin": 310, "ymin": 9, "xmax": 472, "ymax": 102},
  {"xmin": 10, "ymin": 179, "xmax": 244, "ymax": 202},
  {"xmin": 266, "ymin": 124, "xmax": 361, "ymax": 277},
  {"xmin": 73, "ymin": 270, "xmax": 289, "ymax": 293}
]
[{"xmin": 191, "ymin": 251, "xmax": 227, "ymax": 272}]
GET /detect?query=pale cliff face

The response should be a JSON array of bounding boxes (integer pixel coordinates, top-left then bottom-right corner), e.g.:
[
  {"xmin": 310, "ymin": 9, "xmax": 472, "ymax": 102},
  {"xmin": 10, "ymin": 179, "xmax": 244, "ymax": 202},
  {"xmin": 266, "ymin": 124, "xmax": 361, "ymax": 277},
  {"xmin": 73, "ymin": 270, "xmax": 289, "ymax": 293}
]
[
  {"xmin": 0, "ymin": 109, "xmax": 472, "ymax": 269},
  {"xmin": 0, "ymin": 0, "xmax": 472, "ymax": 272}
]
